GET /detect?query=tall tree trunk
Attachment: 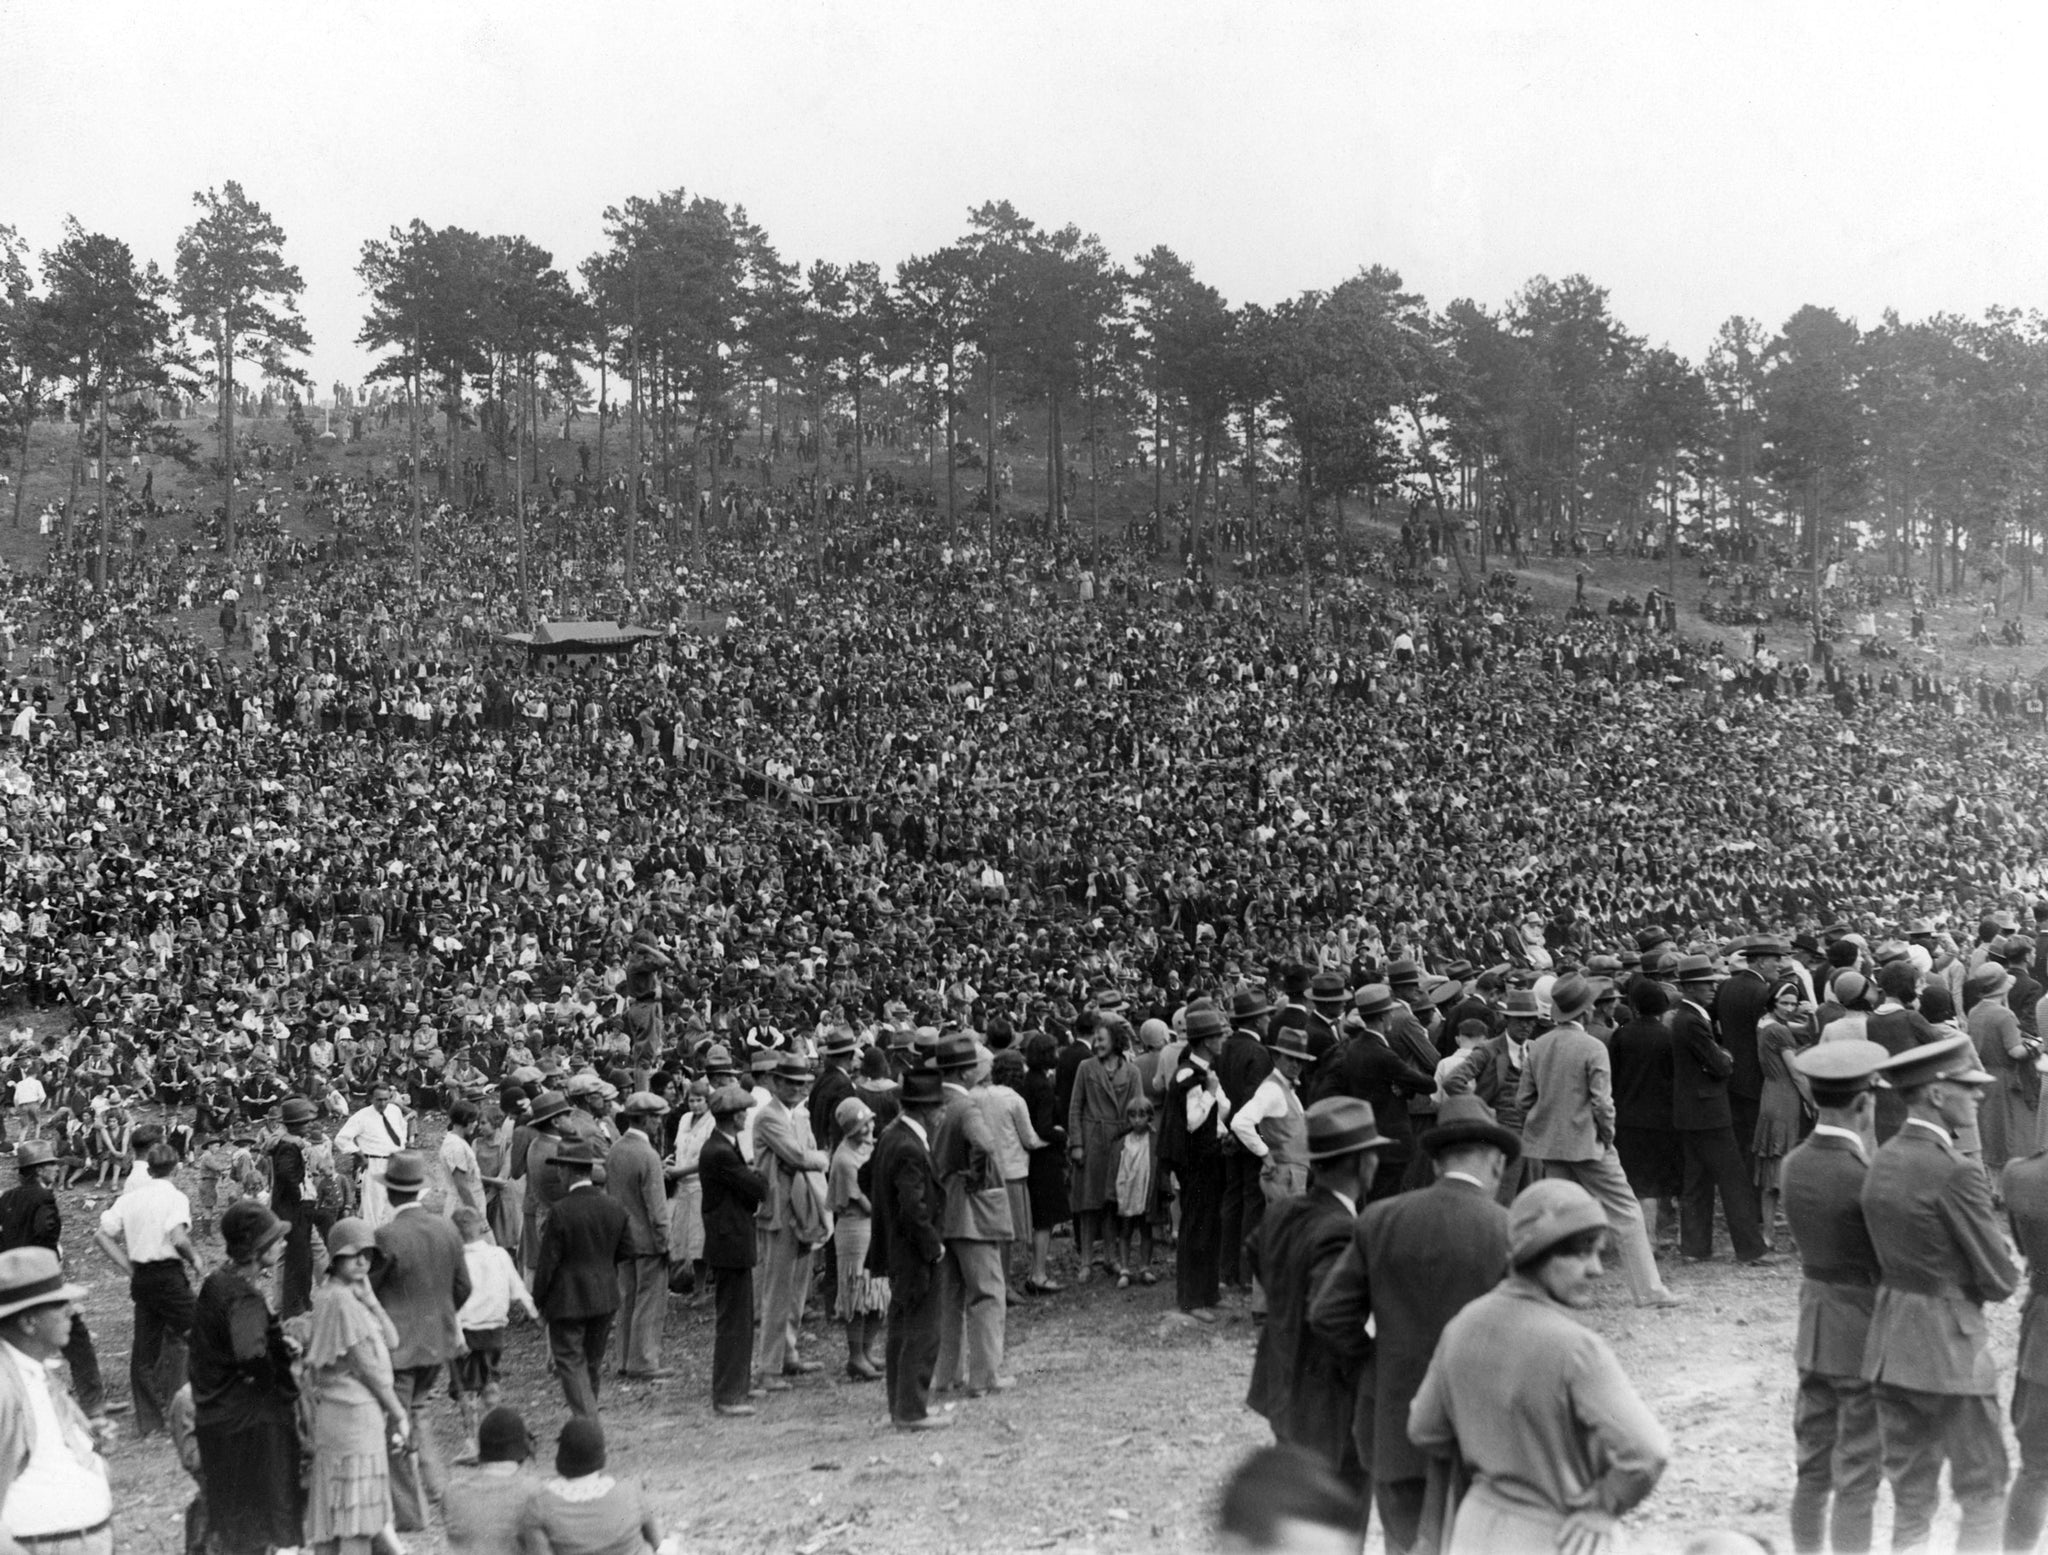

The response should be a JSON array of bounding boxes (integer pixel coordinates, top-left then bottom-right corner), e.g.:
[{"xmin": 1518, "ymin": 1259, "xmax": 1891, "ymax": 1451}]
[
  {"xmin": 11, "ymin": 414, "xmax": 30, "ymax": 531},
  {"xmin": 220, "ymin": 335, "xmax": 236, "ymax": 555},
  {"xmin": 985, "ymin": 352, "xmax": 997, "ymax": 550},
  {"xmin": 627, "ymin": 325, "xmax": 641, "ymax": 598},
  {"xmin": 513, "ymin": 362, "xmax": 528, "ymax": 605},
  {"xmin": 96, "ymin": 392, "xmax": 110, "ymax": 588},
  {"xmin": 1152, "ymin": 376, "xmax": 1164, "ymax": 544},
  {"xmin": 854, "ymin": 378, "xmax": 866, "ymax": 519},
  {"xmin": 595, "ymin": 348, "xmax": 608, "ymax": 493},
  {"xmin": 447, "ymin": 366, "xmax": 463, "ymax": 508},
  {"xmin": 408, "ymin": 333, "xmax": 423, "ymax": 589},
  {"xmin": 944, "ymin": 370, "xmax": 957, "ymax": 523}
]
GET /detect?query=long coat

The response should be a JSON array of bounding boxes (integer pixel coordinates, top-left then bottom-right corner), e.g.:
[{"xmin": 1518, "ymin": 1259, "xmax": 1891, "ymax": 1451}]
[
  {"xmin": 1245, "ymin": 1186, "xmax": 1358, "ymax": 1470},
  {"xmin": 698, "ymin": 1130, "xmax": 765, "ymax": 1270},
  {"xmin": 532, "ymin": 1183, "xmax": 629, "ymax": 1322},
  {"xmin": 1066, "ymin": 1056, "xmax": 1140, "ymax": 1212},
  {"xmin": 1309, "ymin": 1173, "xmax": 1510, "ymax": 1483},
  {"xmin": 1670, "ymin": 998, "xmax": 1736, "ymax": 1132},
  {"xmin": 866, "ymin": 1117, "xmax": 943, "ymax": 1296},
  {"xmin": 1778, "ymin": 1129, "xmax": 1878, "ymax": 1377}
]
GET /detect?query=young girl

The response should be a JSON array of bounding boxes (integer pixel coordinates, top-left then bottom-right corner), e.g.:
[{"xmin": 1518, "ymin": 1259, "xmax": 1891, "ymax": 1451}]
[
  {"xmin": 1111, "ymin": 1094, "xmax": 1157, "ymax": 1288},
  {"xmin": 826, "ymin": 1099, "xmax": 889, "ymax": 1379},
  {"xmin": 90, "ymin": 1096, "xmax": 131, "ymax": 1190}
]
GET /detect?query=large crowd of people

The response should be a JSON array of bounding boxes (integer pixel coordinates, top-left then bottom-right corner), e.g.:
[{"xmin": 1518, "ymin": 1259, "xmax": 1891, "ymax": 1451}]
[{"xmin": 0, "ymin": 446, "xmax": 2047, "ymax": 1552}]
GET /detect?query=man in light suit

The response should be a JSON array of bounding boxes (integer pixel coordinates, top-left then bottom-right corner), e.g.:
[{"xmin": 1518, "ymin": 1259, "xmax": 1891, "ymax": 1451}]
[
  {"xmin": 867, "ymin": 1070, "xmax": 947, "ymax": 1430},
  {"xmin": 532, "ymin": 1139, "xmax": 629, "ymax": 1417},
  {"xmin": 1516, "ymin": 974, "xmax": 1679, "ymax": 1309},
  {"xmin": 1309, "ymin": 1094, "xmax": 1515, "ymax": 1555},
  {"xmin": 371, "ymin": 1150, "xmax": 471, "ymax": 1531},
  {"xmin": 1861, "ymin": 1033, "xmax": 2014, "ymax": 1552},
  {"xmin": 605, "ymin": 1091, "xmax": 672, "ymax": 1381},
  {"xmin": 751, "ymin": 1052, "xmax": 829, "ymax": 1387},
  {"xmin": 931, "ymin": 1035, "xmax": 1014, "ymax": 1397}
]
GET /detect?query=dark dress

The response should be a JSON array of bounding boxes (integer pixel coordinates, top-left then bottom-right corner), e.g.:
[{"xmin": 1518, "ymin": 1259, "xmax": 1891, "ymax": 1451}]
[
  {"xmin": 189, "ymin": 1266, "xmax": 304, "ymax": 1554},
  {"xmin": 1020, "ymin": 1067, "xmax": 1069, "ymax": 1229}
]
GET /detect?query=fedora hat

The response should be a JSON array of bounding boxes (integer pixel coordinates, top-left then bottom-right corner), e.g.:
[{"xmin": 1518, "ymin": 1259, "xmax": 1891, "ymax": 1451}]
[
  {"xmin": 527, "ymin": 1090, "xmax": 571, "ymax": 1126},
  {"xmin": 0, "ymin": 1249, "xmax": 84, "ymax": 1323},
  {"xmin": 384, "ymin": 1151, "xmax": 429, "ymax": 1192},
  {"xmin": 1351, "ymin": 985, "xmax": 1397, "ymax": 1021},
  {"xmin": 1305, "ymin": 1097, "xmax": 1392, "ymax": 1161},
  {"xmin": 1421, "ymin": 1094, "xmax": 1522, "ymax": 1161},
  {"xmin": 900, "ymin": 1070, "xmax": 946, "ymax": 1106},
  {"xmin": 1386, "ymin": 958, "xmax": 1424, "ymax": 988},
  {"xmin": 1674, "ymin": 954, "xmax": 1724, "ymax": 984},
  {"xmin": 933, "ymin": 1034, "xmax": 979, "ymax": 1072},
  {"xmin": 820, "ymin": 1028, "xmax": 860, "ymax": 1057},
  {"xmin": 1501, "ymin": 988, "xmax": 1542, "ymax": 1019},
  {"xmin": 10, "ymin": 1140, "xmax": 55, "ymax": 1171},
  {"xmin": 1183, "ymin": 1002, "xmax": 1228, "ymax": 1042},
  {"xmin": 552, "ymin": 1139, "xmax": 599, "ymax": 1168},
  {"xmin": 1309, "ymin": 971, "xmax": 1349, "ymax": 1006},
  {"xmin": 1271, "ymin": 1026, "xmax": 1315, "ymax": 1065},
  {"xmin": 1230, "ymin": 987, "xmax": 1273, "ymax": 1022},
  {"xmin": 1548, "ymin": 974, "xmax": 1596, "ymax": 1024},
  {"xmin": 281, "ymin": 1097, "xmax": 319, "ymax": 1126}
]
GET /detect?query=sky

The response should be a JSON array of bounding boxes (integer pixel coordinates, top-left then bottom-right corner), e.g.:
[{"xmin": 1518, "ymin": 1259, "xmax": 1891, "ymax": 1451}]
[{"xmin": 5, "ymin": 0, "xmax": 2048, "ymax": 398}]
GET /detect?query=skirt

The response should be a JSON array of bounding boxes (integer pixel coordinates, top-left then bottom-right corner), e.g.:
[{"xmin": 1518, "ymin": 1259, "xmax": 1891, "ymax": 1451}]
[
  {"xmin": 196, "ymin": 1403, "xmax": 304, "ymax": 1553},
  {"xmin": 669, "ymin": 1178, "xmax": 705, "ymax": 1264},
  {"xmin": 833, "ymin": 1213, "xmax": 891, "ymax": 1318},
  {"xmin": 1026, "ymin": 1146, "xmax": 1069, "ymax": 1230},
  {"xmin": 305, "ymin": 1395, "xmax": 392, "ymax": 1545}
]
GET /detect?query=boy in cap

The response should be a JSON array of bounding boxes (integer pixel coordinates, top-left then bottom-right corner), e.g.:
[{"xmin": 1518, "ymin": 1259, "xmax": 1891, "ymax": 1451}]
[
  {"xmin": 1779, "ymin": 1040, "xmax": 1888, "ymax": 1555},
  {"xmin": 1860, "ymin": 1033, "xmax": 2015, "ymax": 1551}
]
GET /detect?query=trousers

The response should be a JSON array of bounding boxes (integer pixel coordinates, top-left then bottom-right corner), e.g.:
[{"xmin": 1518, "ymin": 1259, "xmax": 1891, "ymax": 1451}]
[
  {"xmin": 884, "ymin": 1272, "xmax": 941, "ymax": 1424},
  {"xmin": 1539, "ymin": 1152, "xmax": 1671, "ymax": 1303},
  {"xmin": 1678, "ymin": 1125, "xmax": 1768, "ymax": 1261},
  {"xmin": 549, "ymin": 1315, "xmax": 615, "ymax": 1417},
  {"xmin": 752, "ymin": 1228, "xmax": 813, "ymax": 1376},
  {"xmin": 710, "ymin": 1265, "xmax": 754, "ymax": 1407},
  {"xmin": 388, "ymin": 1363, "xmax": 445, "ymax": 1532},
  {"xmin": 1176, "ymin": 1156, "xmax": 1224, "ymax": 1313},
  {"xmin": 1218, "ymin": 1148, "xmax": 1263, "ymax": 1286},
  {"xmin": 1873, "ymin": 1383, "xmax": 2006, "ymax": 1552},
  {"xmin": 613, "ymin": 1254, "xmax": 667, "ymax": 1375},
  {"xmin": 61, "ymin": 1313, "xmax": 103, "ymax": 1419},
  {"xmin": 129, "ymin": 1261, "xmax": 194, "ymax": 1438},
  {"xmin": 1376, "ymin": 1475, "xmax": 1427, "ymax": 1555},
  {"xmin": 2005, "ymin": 1375, "xmax": 2048, "ymax": 1553},
  {"xmin": 934, "ymin": 1239, "xmax": 1007, "ymax": 1392},
  {"xmin": 1791, "ymin": 1371, "xmax": 1881, "ymax": 1553}
]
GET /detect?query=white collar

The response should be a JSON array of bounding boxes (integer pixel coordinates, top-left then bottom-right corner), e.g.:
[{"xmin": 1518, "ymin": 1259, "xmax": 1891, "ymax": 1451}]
[
  {"xmin": 1903, "ymin": 1117, "xmax": 1954, "ymax": 1145},
  {"xmin": 1441, "ymin": 1170, "xmax": 1488, "ymax": 1190},
  {"xmin": 1329, "ymin": 1189, "xmax": 1358, "ymax": 1218}
]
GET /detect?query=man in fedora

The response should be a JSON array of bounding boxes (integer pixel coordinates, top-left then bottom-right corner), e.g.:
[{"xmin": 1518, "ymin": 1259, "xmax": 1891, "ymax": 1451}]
[
  {"xmin": 1444, "ymin": 987, "xmax": 1540, "ymax": 1206},
  {"xmin": 1311, "ymin": 1094, "xmax": 1517, "ymax": 1555},
  {"xmin": 533, "ymin": 1138, "xmax": 629, "ymax": 1418},
  {"xmin": 1163, "ymin": 1002, "xmax": 1233, "ymax": 1321},
  {"xmin": 1305, "ymin": 973, "xmax": 1350, "ymax": 1072},
  {"xmin": 700, "ymin": 1085, "xmax": 767, "ymax": 1417},
  {"xmin": 518, "ymin": 1088, "xmax": 573, "ymax": 1282},
  {"xmin": 372, "ymin": 1149, "xmax": 471, "ymax": 1528},
  {"xmin": 1218, "ymin": 989, "xmax": 1276, "ymax": 1295},
  {"xmin": 0, "ymin": 1247, "xmax": 109, "ymax": 1553},
  {"xmin": 1779, "ymin": 1040, "xmax": 1889, "ymax": 1555},
  {"xmin": 1311, "ymin": 987, "xmax": 1435, "ymax": 1204},
  {"xmin": 1671, "ymin": 955, "xmax": 1773, "ymax": 1265},
  {"xmin": 269, "ymin": 1095, "xmax": 326, "ymax": 1317},
  {"xmin": 1517, "ymin": 973, "xmax": 1681, "ymax": 1310},
  {"xmin": 867, "ymin": 1069, "xmax": 948, "ymax": 1430},
  {"xmin": 1717, "ymin": 935, "xmax": 1793, "ymax": 1197},
  {"xmin": 1245, "ymin": 1097, "xmax": 1389, "ymax": 1523},
  {"xmin": 752, "ymin": 1052, "xmax": 829, "ymax": 1388},
  {"xmin": 1861, "ymin": 1033, "xmax": 2014, "ymax": 1552},
  {"xmin": 606, "ymin": 1092, "xmax": 672, "ymax": 1382},
  {"xmin": 1231, "ymin": 1024, "xmax": 1314, "ymax": 1205},
  {"xmin": 0, "ymin": 1139, "xmax": 109, "ymax": 1430},
  {"xmin": 932, "ymin": 1033, "xmax": 1014, "ymax": 1397}
]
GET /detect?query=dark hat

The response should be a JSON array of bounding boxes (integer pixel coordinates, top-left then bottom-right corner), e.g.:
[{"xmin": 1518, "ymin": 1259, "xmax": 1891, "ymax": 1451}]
[
  {"xmin": 1305, "ymin": 1097, "xmax": 1391, "ymax": 1161},
  {"xmin": 1271, "ymin": 1026, "xmax": 1315, "ymax": 1064},
  {"xmin": 478, "ymin": 1405, "xmax": 533, "ymax": 1464},
  {"xmin": 1309, "ymin": 972, "xmax": 1348, "ymax": 1006},
  {"xmin": 1421, "ymin": 1094, "xmax": 1522, "ymax": 1161},
  {"xmin": 1183, "ymin": 1002, "xmax": 1228, "ymax": 1042},
  {"xmin": 820, "ymin": 1028, "xmax": 860, "ymax": 1057},
  {"xmin": 1351, "ymin": 985, "xmax": 1397, "ymax": 1020},
  {"xmin": 708, "ymin": 1085, "xmax": 753, "ymax": 1118},
  {"xmin": 528, "ymin": 1090, "xmax": 571, "ymax": 1125},
  {"xmin": 222, "ymin": 1200, "xmax": 287, "ymax": 1263},
  {"xmin": 281, "ymin": 1097, "xmax": 318, "ymax": 1125},
  {"xmin": 1230, "ymin": 987, "xmax": 1273, "ymax": 1022},
  {"xmin": 1747, "ymin": 936, "xmax": 1792, "ymax": 958},
  {"xmin": 1791, "ymin": 930, "xmax": 1823, "ymax": 956},
  {"xmin": 552, "ymin": 1139, "xmax": 599, "ymax": 1168},
  {"xmin": 556, "ymin": 1416, "xmax": 606, "ymax": 1478},
  {"xmin": 384, "ymin": 1152, "xmax": 429, "ymax": 1192},
  {"xmin": 933, "ymin": 1034, "xmax": 979, "ymax": 1072},
  {"xmin": 900, "ymin": 1070, "xmax": 945, "ymax": 1106},
  {"xmin": 1548, "ymin": 975, "xmax": 1596, "ymax": 1023},
  {"xmin": 1877, "ymin": 1031, "xmax": 1993, "ymax": 1091},
  {"xmin": 1092, "ymin": 987, "xmax": 1128, "ymax": 1013},
  {"xmin": 774, "ymin": 1053, "xmax": 815, "ymax": 1081},
  {"xmin": 1635, "ymin": 927, "xmax": 1674, "ymax": 953},
  {"xmin": 1674, "ymin": 954, "xmax": 1724, "ymax": 985},
  {"xmin": 11, "ymin": 1140, "xmax": 55, "ymax": 1171},
  {"xmin": 1792, "ymin": 1039, "xmax": 1890, "ymax": 1106},
  {"xmin": 1386, "ymin": 958, "xmax": 1424, "ymax": 988}
]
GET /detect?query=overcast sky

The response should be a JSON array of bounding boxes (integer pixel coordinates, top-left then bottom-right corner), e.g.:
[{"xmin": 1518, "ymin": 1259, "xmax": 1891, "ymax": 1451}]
[{"xmin": 5, "ymin": 0, "xmax": 2047, "ymax": 396}]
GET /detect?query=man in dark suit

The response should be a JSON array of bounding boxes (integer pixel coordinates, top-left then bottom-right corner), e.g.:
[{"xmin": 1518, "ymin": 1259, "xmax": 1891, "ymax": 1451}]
[
  {"xmin": 1244, "ymin": 1099, "xmax": 1388, "ymax": 1520},
  {"xmin": 1780, "ymin": 1040, "xmax": 1889, "ymax": 1555},
  {"xmin": 1309, "ymin": 1094, "xmax": 1516, "ymax": 1555},
  {"xmin": 1442, "ymin": 988, "xmax": 1539, "ymax": 1205},
  {"xmin": 1862, "ymin": 1034, "xmax": 2015, "ymax": 1553},
  {"xmin": 1715, "ymin": 936, "xmax": 1790, "ymax": 1195},
  {"xmin": 372, "ymin": 1150, "xmax": 471, "ymax": 1531},
  {"xmin": 699, "ymin": 1085, "xmax": 767, "ymax": 1417},
  {"xmin": 0, "ymin": 1139, "xmax": 108, "ymax": 1426},
  {"xmin": 2004, "ymin": 1135, "xmax": 2048, "ymax": 1550},
  {"xmin": 1217, "ymin": 989, "xmax": 1275, "ymax": 1293},
  {"xmin": 866, "ymin": 1070, "xmax": 947, "ymax": 1430},
  {"xmin": 1670, "ymin": 957, "xmax": 1771, "ymax": 1265},
  {"xmin": 1310, "ymin": 987, "xmax": 1436, "ymax": 1202},
  {"xmin": 269, "ymin": 1096, "xmax": 327, "ymax": 1319},
  {"xmin": 531, "ymin": 1139, "xmax": 629, "ymax": 1418}
]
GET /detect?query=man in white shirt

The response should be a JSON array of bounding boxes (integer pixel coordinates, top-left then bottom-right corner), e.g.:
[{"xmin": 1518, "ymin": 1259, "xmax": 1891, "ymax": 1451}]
[
  {"xmin": 0, "ymin": 1247, "xmax": 110, "ymax": 1554},
  {"xmin": 334, "ymin": 1083, "xmax": 412, "ymax": 1228},
  {"xmin": 92, "ymin": 1145, "xmax": 200, "ymax": 1441},
  {"xmin": 1230, "ymin": 1027, "xmax": 1312, "ymax": 1203}
]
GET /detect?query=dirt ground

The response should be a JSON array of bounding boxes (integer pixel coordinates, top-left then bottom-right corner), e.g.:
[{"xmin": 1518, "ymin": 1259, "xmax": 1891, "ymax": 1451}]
[{"xmin": 59, "ymin": 1169, "xmax": 2014, "ymax": 1555}]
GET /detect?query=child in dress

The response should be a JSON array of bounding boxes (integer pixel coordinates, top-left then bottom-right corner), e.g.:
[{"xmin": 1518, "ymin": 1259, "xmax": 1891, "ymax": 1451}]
[{"xmin": 1111, "ymin": 1094, "xmax": 1157, "ymax": 1288}]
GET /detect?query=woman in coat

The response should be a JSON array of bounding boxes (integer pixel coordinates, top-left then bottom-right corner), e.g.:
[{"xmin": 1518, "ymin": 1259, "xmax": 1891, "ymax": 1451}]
[
  {"xmin": 1066, "ymin": 1017, "xmax": 1141, "ymax": 1279},
  {"xmin": 1969, "ymin": 961, "xmax": 2043, "ymax": 1173},
  {"xmin": 1753, "ymin": 977, "xmax": 1814, "ymax": 1249}
]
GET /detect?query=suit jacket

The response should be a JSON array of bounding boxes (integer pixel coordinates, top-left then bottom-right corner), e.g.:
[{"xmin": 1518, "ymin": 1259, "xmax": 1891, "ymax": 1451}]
[
  {"xmin": 532, "ymin": 1183, "xmax": 630, "ymax": 1321},
  {"xmin": 1669, "ymin": 1000, "xmax": 1735, "ymax": 1132},
  {"xmin": 1711, "ymin": 968, "xmax": 1773, "ymax": 1102},
  {"xmin": 1245, "ymin": 1186, "xmax": 1358, "ymax": 1469},
  {"xmin": 866, "ymin": 1116, "xmax": 942, "ymax": 1297},
  {"xmin": 603, "ymin": 1128, "xmax": 669, "ymax": 1258},
  {"xmin": 1308, "ymin": 1174, "xmax": 1510, "ymax": 1482},
  {"xmin": 371, "ymin": 1205, "xmax": 472, "ymax": 1368},
  {"xmin": 700, "ymin": 1130, "xmax": 766, "ymax": 1269},
  {"xmin": 1778, "ymin": 1129, "xmax": 1878, "ymax": 1377},
  {"xmin": 751, "ymin": 1096, "xmax": 828, "ymax": 1232},
  {"xmin": 1861, "ymin": 1123, "xmax": 2017, "ymax": 1395},
  {"xmin": 1218, "ymin": 1032, "xmax": 1275, "ymax": 1111},
  {"xmin": 2007, "ymin": 1151, "xmax": 2048, "ymax": 1385},
  {"xmin": 0, "ymin": 1182, "xmax": 58, "ymax": 1253},
  {"xmin": 1310, "ymin": 1032, "xmax": 1435, "ymax": 1152},
  {"xmin": 808, "ymin": 1064, "xmax": 858, "ymax": 1151},
  {"xmin": 1443, "ymin": 1036, "xmax": 1529, "ymax": 1134},
  {"xmin": 1516, "ymin": 1021, "xmax": 1614, "ymax": 1161},
  {"xmin": 931, "ymin": 1084, "xmax": 1012, "ymax": 1241}
]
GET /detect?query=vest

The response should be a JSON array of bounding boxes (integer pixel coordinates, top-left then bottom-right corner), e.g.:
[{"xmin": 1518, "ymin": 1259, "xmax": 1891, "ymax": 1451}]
[{"xmin": 1256, "ymin": 1077, "xmax": 1308, "ymax": 1170}]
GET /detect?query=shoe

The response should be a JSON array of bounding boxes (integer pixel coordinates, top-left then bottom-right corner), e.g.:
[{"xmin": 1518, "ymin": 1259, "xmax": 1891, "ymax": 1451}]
[
  {"xmin": 100, "ymin": 1401, "xmax": 131, "ymax": 1416},
  {"xmin": 1184, "ymin": 1307, "xmax": 1220, "ymax": 1324},
  {"xmin": 1023, "ymin": 1277, "xmax": 1064, "ymax": 1296},
  {"xmin": 1116, "ymin": 1272, "xmax": 1130, "ymax": 1289},
  {"xmin": 783, "ymin": 1358, "xmax": 824, "ymax": 1375},
  {"xmin": 747, "ymin": 1386, "xmax": 768, "ymax": 1399},
  {"xmin": 714, "ymin": 1404, "xmax": 757, "ymax": 1417},
  {"xmin": 967, "ymin": 1376, "xmax": 1017, "ymax": 1397},
  {"xmin": 893, "ymin": 1415, "xmax": 952, "ymax": 1432},
  {"xmin": 1643, "ymin": 1291, "xmax": 1687, "ymax": 1309},
  {"xmin": 1135, "ymin": 1270, "xmax": 1157, "ymax": 1286},
  {"xmin": 1740, "ymin": 1253, "xmax": 1783, "ymax": 1268},
  {"xmin": 764, "ymin": 1377, "xmax": 793, "ymax": 1392},
  {"xmin": 621, "ymin": 1368, "xmax": 676, "ymax": 1382},
  {"xmin": 845, "ymin": 1361, "xmax": 883, "ymax": 1382}
]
